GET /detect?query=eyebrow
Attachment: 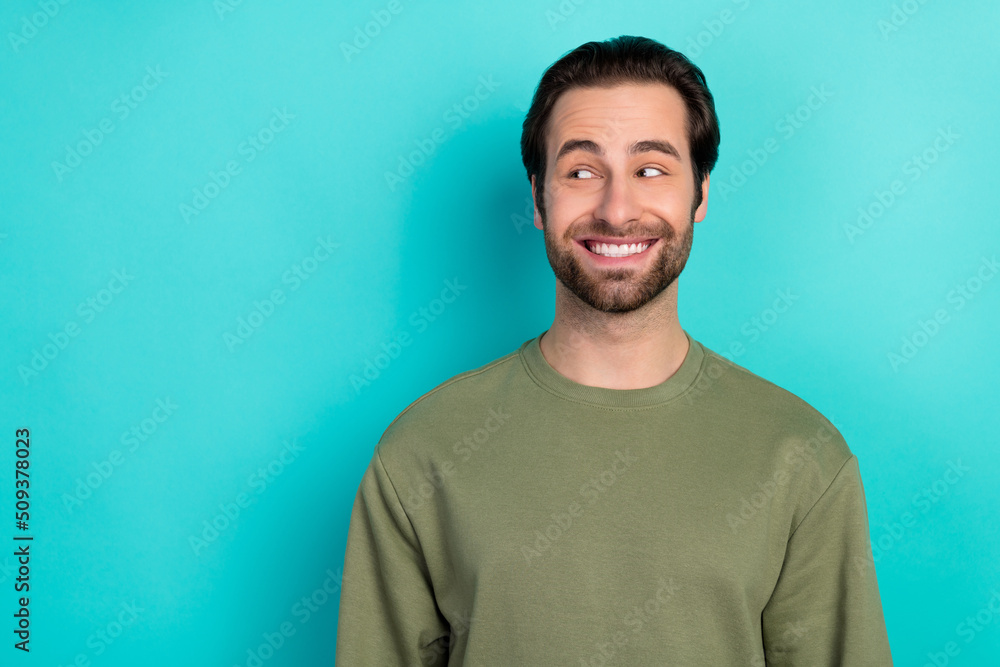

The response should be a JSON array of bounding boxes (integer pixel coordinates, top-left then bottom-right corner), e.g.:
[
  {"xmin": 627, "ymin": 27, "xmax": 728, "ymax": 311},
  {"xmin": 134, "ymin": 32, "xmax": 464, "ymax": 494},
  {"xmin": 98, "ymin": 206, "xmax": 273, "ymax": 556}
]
[{"xmin": 554, "ymin": 138, "xmax": 682, "ymax": 164}]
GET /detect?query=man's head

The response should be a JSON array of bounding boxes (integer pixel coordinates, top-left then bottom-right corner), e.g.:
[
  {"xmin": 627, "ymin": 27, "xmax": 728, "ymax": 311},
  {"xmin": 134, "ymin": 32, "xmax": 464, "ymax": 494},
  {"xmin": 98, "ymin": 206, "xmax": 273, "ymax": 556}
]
[{"xmin": 520, "ymin": 36, "xmax": 720, "ymax": 313}]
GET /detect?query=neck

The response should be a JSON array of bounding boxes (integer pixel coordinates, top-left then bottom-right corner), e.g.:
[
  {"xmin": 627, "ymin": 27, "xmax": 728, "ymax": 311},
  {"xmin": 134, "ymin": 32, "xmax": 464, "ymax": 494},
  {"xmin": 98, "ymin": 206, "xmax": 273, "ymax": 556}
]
[{"xmin": 539, "ymin": 281, "xmax": 690, "ymax": 390}]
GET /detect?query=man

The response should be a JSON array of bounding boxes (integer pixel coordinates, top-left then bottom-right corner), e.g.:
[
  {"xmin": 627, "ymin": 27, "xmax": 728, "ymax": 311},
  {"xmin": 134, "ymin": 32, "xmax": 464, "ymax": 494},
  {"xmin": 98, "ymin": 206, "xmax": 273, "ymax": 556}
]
[{"xmin": 337, "ymin": 35, "xmax": 892, "ymax": 665}]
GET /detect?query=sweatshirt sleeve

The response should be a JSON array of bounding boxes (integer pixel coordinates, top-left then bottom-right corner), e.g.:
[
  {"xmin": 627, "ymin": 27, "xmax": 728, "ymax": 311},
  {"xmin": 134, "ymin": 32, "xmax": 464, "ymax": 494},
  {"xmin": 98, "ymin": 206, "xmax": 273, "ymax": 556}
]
[
  {"xmin": 336, "ymin": 445, "xmax": 451, "ymax": 666},
  {"xmin": 760, "ymin": 455, "xmax": 893, "ymax": 666}
]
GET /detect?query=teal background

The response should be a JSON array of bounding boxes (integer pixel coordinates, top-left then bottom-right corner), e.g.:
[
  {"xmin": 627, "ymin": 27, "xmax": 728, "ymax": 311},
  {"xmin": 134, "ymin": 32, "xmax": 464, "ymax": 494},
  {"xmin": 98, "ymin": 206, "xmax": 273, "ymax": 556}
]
[{"xmin": 1, "ymin": 0, "xmax": 997, "ymax": 664}]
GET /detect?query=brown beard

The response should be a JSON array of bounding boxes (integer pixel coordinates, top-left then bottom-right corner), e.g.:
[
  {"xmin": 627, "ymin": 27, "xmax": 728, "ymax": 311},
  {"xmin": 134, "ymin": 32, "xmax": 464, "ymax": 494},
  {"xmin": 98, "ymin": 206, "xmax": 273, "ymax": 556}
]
[{"xmin": 541, "ymin": 209, "xmax": 694, "ymax": 313}]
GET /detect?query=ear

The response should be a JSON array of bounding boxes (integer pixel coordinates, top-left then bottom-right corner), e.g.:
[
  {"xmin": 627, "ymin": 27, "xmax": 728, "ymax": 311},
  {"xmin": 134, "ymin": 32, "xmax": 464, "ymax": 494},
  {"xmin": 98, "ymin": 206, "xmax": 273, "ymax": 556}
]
[
  {"xmin": 531, "ymin": 175, "xmax": 543, "ymax": 230},
  {"xmin": 693, "ymin": 174, "xmax": 710, "ymax": 223}
]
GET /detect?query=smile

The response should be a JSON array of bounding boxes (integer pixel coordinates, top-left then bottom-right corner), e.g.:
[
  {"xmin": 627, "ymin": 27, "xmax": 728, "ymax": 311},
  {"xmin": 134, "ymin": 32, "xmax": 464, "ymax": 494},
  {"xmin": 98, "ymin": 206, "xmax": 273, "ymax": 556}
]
[{"xmin": 582, "ymin": 239, "xmax": 656, "ymax": 258}]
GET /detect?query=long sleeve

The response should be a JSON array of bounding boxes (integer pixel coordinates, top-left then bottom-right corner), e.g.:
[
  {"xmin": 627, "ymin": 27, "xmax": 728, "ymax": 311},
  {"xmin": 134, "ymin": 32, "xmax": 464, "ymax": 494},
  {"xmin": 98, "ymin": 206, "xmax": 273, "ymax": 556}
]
[
  {"xmin": 761, "ymin": 455, "xmax": 893, "ymax": 666},
  {"xmin": 336, "ymin": 445, "xmax": 451, "ymax": 666}
]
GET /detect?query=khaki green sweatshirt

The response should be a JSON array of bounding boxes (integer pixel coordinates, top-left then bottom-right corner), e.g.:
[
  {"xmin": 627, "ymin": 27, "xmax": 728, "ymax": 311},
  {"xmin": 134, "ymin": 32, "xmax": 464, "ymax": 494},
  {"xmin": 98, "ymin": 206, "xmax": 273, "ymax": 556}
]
[{"xmin": 336, "ymin": 330, "xmax": 893, "ymax": 665}]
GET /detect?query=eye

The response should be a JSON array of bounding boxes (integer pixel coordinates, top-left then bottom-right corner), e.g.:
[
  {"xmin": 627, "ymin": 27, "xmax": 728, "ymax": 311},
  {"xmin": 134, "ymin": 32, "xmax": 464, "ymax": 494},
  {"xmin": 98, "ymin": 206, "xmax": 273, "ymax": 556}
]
[
  {"xmin": 568, "ymin": 168, "xmax": 596, "ymax": 179},
  {"xmin": 637, "ymin": 167, "xmax": 666, "ymax": 177}
]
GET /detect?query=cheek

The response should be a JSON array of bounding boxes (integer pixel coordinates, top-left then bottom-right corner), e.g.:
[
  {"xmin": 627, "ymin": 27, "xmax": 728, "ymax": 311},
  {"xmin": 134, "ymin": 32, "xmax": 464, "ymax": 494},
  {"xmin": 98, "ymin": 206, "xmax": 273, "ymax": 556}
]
[
  {"xmin": 650, "ymin": 186, "xmax": 694, "ymax": 215},
  {"xmin": 544, "ymin": 194, "xmax": 578, "ymax": 224},
  {"xmin": 550, "ymin": 182, "xmax": 600, "ymax": 213}
]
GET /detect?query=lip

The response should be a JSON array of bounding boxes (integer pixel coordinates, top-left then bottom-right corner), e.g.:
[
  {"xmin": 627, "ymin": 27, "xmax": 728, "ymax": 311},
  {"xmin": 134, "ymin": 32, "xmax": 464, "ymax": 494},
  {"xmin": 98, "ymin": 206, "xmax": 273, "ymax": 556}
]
[
  {"xmin": 574, "ymin": 237, "xmax": 659, "ymax": 264},
  {"xmin": 576, "ymin": 235, "xmax": 660, "ymax": 245}
]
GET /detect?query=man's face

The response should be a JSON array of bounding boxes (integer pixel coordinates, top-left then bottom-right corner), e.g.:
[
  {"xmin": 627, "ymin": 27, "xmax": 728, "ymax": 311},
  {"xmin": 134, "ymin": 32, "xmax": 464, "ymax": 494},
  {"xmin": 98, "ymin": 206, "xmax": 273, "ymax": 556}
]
[{"xmin": 532, "ymin": 83, "xmax": 709, "ymax": 314}]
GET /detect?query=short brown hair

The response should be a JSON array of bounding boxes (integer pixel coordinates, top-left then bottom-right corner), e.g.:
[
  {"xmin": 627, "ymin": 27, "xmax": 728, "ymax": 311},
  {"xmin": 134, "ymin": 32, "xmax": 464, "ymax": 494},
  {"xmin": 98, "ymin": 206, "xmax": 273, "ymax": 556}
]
[{"xmin": 520, "ymin": 35, "xmax": 721, "ymax": 218}]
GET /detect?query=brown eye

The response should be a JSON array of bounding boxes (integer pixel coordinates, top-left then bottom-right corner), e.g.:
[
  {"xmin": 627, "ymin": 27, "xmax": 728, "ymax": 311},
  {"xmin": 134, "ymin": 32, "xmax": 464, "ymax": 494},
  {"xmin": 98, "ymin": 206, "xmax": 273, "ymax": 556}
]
[
  {"xmin": 637, "ymin": 167, "xmax": 666, "ymax": 177},
  {"xmin": 569, "ymin": 169, "xmax": 596, "ymax": 179}
]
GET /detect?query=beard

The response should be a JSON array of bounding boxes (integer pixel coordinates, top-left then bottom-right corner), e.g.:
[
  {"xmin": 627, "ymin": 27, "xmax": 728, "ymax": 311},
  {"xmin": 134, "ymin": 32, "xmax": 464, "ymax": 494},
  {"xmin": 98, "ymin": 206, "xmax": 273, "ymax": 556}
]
[{"xmin": 541, "ymin": 207, "xmax": 695, "ymax": 314}]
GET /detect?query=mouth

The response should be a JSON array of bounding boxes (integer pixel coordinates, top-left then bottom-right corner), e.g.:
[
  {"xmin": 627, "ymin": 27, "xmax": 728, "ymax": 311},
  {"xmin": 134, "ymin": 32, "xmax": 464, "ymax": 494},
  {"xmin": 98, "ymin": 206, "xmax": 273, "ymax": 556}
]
[{"xmin": 577, "ymin": 237, "xmax": 659, "ymax": 259}]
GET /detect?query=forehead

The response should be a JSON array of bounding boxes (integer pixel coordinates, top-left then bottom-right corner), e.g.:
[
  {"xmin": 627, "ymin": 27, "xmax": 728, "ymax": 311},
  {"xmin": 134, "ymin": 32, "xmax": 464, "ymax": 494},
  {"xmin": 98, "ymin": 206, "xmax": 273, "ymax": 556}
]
[{"xmin": 547, "ymin": 83, "xmax": 690, "ymax": 161}]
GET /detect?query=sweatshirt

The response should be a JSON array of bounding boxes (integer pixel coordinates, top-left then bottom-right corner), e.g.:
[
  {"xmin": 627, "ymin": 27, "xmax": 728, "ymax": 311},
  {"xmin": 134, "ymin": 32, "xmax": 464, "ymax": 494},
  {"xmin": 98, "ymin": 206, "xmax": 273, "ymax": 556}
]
[{"xmin": 335, "ymin": 329, "xmax": 893, "ymax": 665}]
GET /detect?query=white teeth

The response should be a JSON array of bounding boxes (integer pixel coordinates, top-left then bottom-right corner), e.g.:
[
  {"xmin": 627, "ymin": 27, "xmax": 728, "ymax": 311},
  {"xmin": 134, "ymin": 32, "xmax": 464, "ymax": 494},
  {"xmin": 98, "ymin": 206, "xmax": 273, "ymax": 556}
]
[{"xmin": 586, "ymin": 241, "xmax": 651, "ymax": 257}]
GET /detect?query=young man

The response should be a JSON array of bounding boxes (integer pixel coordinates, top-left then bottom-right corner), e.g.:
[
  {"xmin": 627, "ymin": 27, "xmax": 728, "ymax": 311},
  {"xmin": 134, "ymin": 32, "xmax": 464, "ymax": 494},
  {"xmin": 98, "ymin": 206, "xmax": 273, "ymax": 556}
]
[{"xmin": 337, "ymin": 35, "xmax": 892, "ymax": 665}]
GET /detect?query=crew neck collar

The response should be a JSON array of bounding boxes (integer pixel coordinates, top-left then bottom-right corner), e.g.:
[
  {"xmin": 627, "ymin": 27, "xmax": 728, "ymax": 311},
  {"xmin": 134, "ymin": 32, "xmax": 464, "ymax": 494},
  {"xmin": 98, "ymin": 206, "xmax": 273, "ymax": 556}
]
[{"xmin": 518, "ymin": 329, "xmax": 706, "ymax": 409}]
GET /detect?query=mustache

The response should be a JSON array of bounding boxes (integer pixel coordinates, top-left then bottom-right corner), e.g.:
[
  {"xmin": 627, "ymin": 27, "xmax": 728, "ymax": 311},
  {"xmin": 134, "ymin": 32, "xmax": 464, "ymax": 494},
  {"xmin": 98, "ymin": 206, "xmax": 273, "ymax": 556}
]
[{"xmin": 564, "ymin": 221, "xmax": 675, "ymax": 241}]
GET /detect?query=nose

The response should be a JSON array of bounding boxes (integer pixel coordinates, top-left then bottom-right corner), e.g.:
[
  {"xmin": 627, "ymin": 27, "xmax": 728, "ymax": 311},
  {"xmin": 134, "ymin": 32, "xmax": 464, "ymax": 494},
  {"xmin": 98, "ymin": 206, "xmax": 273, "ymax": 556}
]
[{"xmin": 593, "ymin": 170, "xmax": 642, "ymax": 230}]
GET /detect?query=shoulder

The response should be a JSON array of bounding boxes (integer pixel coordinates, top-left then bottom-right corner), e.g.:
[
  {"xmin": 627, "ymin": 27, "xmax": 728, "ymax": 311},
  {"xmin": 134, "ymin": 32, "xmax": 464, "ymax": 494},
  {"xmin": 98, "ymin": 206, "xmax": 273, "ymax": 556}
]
[
  {"xmin": 376, "ymin": 344, "xmax": 523, "ymax": 458},
  {"xmin": 695, "ymin": 340, "xmax": 854, "ymax": 472}
]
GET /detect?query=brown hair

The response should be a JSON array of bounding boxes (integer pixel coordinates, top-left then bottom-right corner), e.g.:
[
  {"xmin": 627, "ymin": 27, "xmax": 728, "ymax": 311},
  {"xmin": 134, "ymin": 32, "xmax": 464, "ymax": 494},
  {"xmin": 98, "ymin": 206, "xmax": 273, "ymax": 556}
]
[{"xmin": 520, "ymin": 35, "xmax": 720, "ymax": 218}]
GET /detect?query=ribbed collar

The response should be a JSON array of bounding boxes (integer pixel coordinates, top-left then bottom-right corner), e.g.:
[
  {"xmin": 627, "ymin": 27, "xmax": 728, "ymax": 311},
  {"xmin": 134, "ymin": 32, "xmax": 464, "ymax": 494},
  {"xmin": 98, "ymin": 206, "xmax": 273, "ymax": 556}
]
[{"xmin": 518, "ymin": 329, "xmax": 706, "ymax": 409}]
